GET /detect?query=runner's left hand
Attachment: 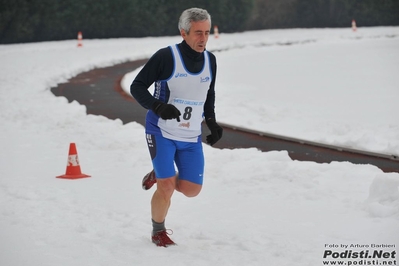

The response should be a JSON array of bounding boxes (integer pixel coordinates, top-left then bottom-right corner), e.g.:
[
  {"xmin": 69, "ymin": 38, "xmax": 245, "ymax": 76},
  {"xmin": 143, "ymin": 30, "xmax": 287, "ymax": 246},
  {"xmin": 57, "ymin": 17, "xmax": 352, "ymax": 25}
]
[{"xmin": 206, "ymin": 118, "xmax": 223, "ymax": 146}]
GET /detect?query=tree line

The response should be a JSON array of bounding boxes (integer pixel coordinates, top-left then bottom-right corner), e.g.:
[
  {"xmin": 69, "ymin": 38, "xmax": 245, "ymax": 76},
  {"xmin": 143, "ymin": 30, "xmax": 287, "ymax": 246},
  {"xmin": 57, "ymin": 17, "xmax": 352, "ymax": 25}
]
[
  {"xmin": 248, "ymin": 0, "xmax": 399, "ymax": 30},
  {"xmin": 1, "ymin": 0, "xmax": 398, "ymax": 44}
]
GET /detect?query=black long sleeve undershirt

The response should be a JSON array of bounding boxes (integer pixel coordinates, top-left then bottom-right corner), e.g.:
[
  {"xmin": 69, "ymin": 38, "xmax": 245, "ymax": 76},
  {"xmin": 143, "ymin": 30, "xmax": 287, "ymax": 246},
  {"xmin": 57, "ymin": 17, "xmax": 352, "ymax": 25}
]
[{"xmin": 130, "ymin": 40, "xmax": 217, "ymax": 121}]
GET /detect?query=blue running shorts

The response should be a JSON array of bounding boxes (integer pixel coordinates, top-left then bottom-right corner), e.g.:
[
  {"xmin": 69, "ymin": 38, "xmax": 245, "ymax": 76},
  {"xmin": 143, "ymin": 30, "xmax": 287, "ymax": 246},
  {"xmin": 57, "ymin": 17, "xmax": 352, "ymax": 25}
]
[{"xmin": 146, "ymin": 134, "xmax": 204, "ymax": 185}]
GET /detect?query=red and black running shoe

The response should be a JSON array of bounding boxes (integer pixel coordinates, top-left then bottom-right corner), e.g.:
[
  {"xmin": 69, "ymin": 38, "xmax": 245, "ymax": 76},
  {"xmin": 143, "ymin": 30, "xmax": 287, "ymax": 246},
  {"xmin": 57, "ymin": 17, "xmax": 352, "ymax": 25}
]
[
  {"xmin": 142, "ymin": 170, "xmax": 156, "ymax": 190},
  {"xmin": 151, "ymin": 230, "xmax": 176, "ymax": 247}
]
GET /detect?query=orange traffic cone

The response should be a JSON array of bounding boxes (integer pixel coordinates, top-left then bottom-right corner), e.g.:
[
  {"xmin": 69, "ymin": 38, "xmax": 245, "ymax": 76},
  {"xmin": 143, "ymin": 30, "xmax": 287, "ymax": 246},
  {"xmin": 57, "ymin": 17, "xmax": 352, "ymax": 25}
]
[
  {"xmin": 214, "ymin": 25, "xmax": 219, "ymax": 39},
  {"xmin": 57, "ymin": 143, "xmax": 90, "ymax": 179},
  {"xmin": 77, "ymin": 31, "xmax": 83, "ymax": 47},
  {"xmin": 352, "ymin": 19, "xmax": 357, "ymax": 32}
]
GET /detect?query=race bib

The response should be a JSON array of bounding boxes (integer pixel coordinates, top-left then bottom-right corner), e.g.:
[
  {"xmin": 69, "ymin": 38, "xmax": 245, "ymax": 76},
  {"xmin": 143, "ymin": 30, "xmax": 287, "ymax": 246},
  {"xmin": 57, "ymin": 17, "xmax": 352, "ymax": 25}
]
[{"xmin": 165, "ymin": 98, "xmax": 204, "ymax": 131}]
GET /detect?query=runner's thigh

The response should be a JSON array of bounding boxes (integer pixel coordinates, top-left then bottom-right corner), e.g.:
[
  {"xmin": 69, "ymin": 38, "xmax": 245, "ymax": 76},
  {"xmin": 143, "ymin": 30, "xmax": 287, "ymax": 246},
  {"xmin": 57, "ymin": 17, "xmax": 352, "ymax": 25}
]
[
  {"xmin": 146, "ymin": 134, "xmax": 176, "ymax": 178},
  {"xmin": 174, "ymin": 140, "xmax": 204, "ymax": 185}
]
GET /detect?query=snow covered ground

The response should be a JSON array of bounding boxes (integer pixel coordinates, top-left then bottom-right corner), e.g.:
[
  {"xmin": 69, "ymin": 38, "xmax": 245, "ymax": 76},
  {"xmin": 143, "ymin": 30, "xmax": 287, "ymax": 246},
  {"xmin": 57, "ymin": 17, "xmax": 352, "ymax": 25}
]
[{"xmin": 1, "ymin": 27, "xmax": 398, "ymax": 266}]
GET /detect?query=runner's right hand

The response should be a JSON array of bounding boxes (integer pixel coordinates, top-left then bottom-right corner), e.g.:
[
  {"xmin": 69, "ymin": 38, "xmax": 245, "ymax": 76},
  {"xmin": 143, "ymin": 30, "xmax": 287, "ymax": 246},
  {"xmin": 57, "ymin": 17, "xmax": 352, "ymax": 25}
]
[{"xmin": 152, "ymin": 101, "xmax": 181, "ymax": 122}]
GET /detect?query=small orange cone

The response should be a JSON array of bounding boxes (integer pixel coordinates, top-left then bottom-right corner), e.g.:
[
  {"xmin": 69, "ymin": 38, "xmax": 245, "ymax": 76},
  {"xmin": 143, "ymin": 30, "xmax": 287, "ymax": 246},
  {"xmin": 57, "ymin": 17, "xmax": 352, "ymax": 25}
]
[
  {"xmin": 57, "ymin": 143, "xmax": 90, "ymax": 179},
  {"xmin": 214, "ymin": 25, "xmax": 219, "ymax": 39},
  {"xmin": 77, "ymin": 31, "xmax": 83, "ymax": 47},
  {"xmin": 352, "ymin": 19, "xmax": 357, "ymax": 32}
]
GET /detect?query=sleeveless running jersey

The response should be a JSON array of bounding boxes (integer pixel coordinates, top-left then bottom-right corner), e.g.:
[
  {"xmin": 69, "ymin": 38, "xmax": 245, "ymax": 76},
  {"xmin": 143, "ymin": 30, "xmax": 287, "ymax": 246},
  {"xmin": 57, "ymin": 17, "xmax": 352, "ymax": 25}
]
[{"xmin": 145, "ymin": 44, "xmax": 212, "ymax": 142}]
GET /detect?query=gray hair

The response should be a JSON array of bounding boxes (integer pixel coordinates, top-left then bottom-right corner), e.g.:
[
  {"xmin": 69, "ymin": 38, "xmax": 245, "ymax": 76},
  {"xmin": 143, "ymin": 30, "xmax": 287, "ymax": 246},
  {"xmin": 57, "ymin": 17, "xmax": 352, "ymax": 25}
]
[{"xmin": 178, "ymin": 8, "xmax": 211, "ymax": 33}]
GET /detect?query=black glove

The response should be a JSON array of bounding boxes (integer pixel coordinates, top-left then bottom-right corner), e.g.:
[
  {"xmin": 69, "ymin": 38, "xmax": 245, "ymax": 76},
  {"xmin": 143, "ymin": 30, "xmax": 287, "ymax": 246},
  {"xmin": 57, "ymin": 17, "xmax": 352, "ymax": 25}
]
[
  {"xmin": 206, "ymin": 118, "xmax": 223, "ymax": 146},
  {"xmin": 151, "ymin": 101, "xmax": 181, "ymax": 122}
]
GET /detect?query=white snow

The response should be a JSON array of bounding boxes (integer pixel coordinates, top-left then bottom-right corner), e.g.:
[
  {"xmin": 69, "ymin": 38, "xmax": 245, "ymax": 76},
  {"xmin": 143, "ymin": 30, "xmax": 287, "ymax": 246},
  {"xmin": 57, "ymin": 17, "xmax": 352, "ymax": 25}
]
[{"xmin": 1, "ymin": 27, "xmax": 398, "ymax": 266}]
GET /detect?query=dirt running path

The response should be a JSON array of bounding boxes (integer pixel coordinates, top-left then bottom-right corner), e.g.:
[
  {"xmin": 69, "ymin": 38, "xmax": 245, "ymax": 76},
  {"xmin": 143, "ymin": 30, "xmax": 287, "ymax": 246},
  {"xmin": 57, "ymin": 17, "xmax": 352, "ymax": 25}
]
[{"xmin": 51, "ymin": 60, "xmax": 399, "ymax": 173}]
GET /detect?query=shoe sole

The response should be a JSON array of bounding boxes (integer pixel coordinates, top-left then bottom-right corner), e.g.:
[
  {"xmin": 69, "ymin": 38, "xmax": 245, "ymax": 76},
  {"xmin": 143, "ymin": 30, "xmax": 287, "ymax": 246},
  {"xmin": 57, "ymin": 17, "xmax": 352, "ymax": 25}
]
[{"xmin": 152, "ymin": 240, "xmax": 176, "ymax": 247}]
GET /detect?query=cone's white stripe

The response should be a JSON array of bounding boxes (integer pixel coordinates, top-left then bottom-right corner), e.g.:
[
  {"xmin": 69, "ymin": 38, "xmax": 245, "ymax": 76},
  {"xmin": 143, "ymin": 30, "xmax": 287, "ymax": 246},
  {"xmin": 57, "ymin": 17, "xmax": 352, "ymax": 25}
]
[{"xmin": 67, "ymin": 154, "xmax": 79, "ymax": 166}]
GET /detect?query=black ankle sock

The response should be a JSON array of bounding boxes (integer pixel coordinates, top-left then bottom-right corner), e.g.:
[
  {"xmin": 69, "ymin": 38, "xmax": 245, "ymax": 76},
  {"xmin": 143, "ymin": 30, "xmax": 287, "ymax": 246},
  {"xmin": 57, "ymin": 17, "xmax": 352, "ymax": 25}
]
[{"xmin": 152, "ymin": 219, "xmax": 166, "ymax": 233}]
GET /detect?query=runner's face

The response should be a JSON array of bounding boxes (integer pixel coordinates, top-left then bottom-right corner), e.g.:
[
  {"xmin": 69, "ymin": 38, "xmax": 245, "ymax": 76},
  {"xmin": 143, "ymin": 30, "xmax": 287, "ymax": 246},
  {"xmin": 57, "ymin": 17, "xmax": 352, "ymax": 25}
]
[{"xmin": 181, "ymin": 20, "xmax": 210, "ymax": 53}]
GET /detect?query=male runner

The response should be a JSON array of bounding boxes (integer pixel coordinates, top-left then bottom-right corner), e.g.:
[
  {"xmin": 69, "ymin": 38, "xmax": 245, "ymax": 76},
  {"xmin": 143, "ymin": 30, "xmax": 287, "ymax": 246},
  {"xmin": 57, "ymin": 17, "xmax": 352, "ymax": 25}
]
[{"xmin": 130, "ymin": 7, "xmax": 223, "ymax": 247}]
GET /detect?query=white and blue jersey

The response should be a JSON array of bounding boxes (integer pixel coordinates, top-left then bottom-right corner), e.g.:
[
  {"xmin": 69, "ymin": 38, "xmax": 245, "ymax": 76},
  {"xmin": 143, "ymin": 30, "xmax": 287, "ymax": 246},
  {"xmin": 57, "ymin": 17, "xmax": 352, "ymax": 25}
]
[
  {"xmin": 131, "ymin": 40, "xmax": 218, "ymax": 183},
  {"xmin": 145, "ymin": 44, "xmax": 212, "ymax": 142}
]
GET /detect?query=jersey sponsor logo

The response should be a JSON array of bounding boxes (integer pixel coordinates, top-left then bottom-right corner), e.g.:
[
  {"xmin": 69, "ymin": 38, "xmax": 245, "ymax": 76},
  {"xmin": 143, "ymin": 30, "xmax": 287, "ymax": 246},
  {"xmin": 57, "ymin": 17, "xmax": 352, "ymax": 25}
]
[
  {"xmin": 173, "ymin": 98, "xmax": 204, "ymax": 106},
  {"xmin": 179, "ymin": 122, "xmax": 190, "ymax": 128},
  {"xmin": 175, "ymin": 72, "xmax": 188, "ymax": 78},
  {"xmin": 200, "ymin": 76, "xmax": 210, "ymax": 83}
]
